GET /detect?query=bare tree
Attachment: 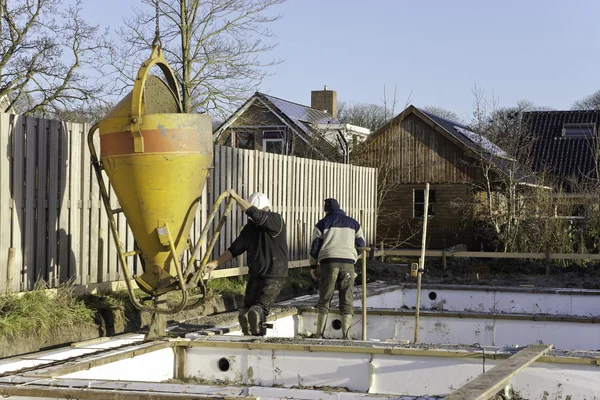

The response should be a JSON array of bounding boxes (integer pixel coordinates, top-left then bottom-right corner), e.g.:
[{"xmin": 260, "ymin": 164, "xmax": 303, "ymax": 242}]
[
  {"xmin": 349, "ymin": 88, "xmax": 427, "ymax": 248},
  {"xmin": 466, "ymin": 88, "xmax": 577, "ymax": 253},
  {"xmin": 422, "ymin": 105, "xmax": 462, "ymax": 123},
  {"xmin": 468, "ymin": 88, "xmax": 537, "ymax": 252},
  {"xmin": 0, "ymin": 0, "xmax": 108, "ymax": 116},
  {"xmin": 572, "ymin": 89, "xmax": 600, "ymax": 110},
  {"xmin": 109, "ymin": 0, "xmax": 285, "ymax": 116},
  {"xmin": 336, "ymin": 101, "xmax": 390, "ymax": 132}
]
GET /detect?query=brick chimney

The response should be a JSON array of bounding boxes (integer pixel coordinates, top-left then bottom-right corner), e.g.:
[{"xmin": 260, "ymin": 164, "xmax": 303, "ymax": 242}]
[{"xmin": 311, "ymin": 85, "xmax": 337, "ymax": 118}]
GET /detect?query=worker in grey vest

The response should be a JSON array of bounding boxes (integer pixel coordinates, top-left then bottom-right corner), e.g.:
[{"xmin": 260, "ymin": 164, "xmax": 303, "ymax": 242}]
[{"xmin": 309, "ymin": 198, "xmax": 365, "ymax": 339}]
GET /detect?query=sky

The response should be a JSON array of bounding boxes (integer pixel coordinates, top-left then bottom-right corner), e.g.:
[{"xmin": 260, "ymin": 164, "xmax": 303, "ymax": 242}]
[{"xmin": 82, "ymin": 0, "xmax": 600, "ymax": 121}]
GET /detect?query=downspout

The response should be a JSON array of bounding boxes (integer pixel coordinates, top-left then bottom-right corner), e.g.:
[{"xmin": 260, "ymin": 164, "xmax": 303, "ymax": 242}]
[{"xmin": 338, "ymin": 129, "xmax": 349, "ymax": 164}]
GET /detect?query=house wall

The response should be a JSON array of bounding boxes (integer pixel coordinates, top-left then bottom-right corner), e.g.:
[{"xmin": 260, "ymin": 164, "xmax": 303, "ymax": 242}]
[
  {"xmin": 359, "ymin": 113, "xmax": 481, "ymax": 249},
  {"xmin": 217, "ymin": 103, "xmax": 287, "ymax": 152},
  {"xmin": 217, "ymin": 102, "xmax": 342, "ymax": 162},
  {"xmin": 378, "ymin": 183, "xmax": 474, "ymax": 249}
]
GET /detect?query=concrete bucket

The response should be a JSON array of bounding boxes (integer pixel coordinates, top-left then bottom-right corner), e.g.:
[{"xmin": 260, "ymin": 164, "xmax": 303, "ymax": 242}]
[{"xmin": 87, "ymin": 45, "xmax": 233, "ymax": 314}]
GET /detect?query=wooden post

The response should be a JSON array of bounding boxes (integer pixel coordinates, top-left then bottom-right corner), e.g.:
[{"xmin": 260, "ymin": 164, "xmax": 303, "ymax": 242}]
[
  {"xmin": 414, "ymin": 183, "xmax": 430, "ymax": 344},
  {"xmin": 379, "ymin": 241, "xmax": 384, "ymax": 262},
  {"xmin": 361, "ymin": 248, "xmax": 367, "ymax": 341}
]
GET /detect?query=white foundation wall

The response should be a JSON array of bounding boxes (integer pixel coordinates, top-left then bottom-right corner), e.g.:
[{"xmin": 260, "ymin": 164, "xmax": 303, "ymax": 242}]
[
  {"xmin": 299, "ymin": 312, "xmax": 600, "ymax": 350},
  {"xmin": 512, "ymin": 363, "xmax": 600, "ymax": 399},
  {"xmin": 184, "ymin": 345, "xmax": 599, "ymax": 398},
  {"xmin": 354, "ymin": 287, "xmax": 600, "ymax": 316},
  {"xmin": 61, "ymin": 347, "xmax": 175, "ymax": 382}
]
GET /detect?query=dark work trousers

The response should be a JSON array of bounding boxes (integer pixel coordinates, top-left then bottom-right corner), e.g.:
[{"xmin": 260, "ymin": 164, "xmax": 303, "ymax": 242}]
[
  {"xmin": 317, "ymin": 262, "xmax": 355, "ymax": 315},
  {"xmin": 244, "ymin": 277, "xmax": 286, "ymax": 318}
]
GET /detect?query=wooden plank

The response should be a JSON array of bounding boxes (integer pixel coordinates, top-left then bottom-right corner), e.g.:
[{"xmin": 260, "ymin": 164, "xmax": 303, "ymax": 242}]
[
  {"xmin": 58, "ymin": 120, "xmax": 71, "ymax": 284},
  {"xmin": 116, "ymin": 193, "xmax": 127, "ymax": 282},
  {"xmin": 80, "ymin": 126, "xmax": 92, "ymax": 285},
  {"xmin": 24, "ymin": 117, "xmax": 37, "ymax": 289},
  {"xmin": 69, "ymin": 121, "xmax": 82, "ymax": 283},
  {"xmin": 383, "ymin": 249, "xmax": 600, "ymax": 261},
  {"xmin": 445, "ymin": 344, "xmax": 552, "ymax": 400},
  {"xmin": 36, "ymin": 118, "xmax": 48, "ymax": 285},
  {"xmin": 225, "ymin": 146, "xmax": 233, "ymax": 252},
  {"xmin": 11, "ymin": 116, "xmax": 24, "ymax": 292},
  {"xmin": 298, "ymin": 157, "xmax": 305, "ymax": 258},
  {"xmin": 0, "ymin": 113, "xmax": 10, "ymax": 292},
  {"xmin": 47, "ymin": 119, "xmax": 60, "ymax": 286},
  {"xmin": 100, "ymin": 178, "xmax": 113, "ymax": 283},
  {"xmin": 219, "ymin": 145, "xmax": 226, "ymax": 256},
  {"xmin": 283, "ymin": 153, "xmax": 290, "ymax": 261},
  {"xmin": 210, "ymin": 258, "xmax": 311, "ymax": 278}
]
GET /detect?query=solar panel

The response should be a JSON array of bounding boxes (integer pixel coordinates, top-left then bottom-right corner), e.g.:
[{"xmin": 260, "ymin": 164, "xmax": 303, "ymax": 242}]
[
  {"xmin": 453, "ymin": 126, "xmax": 510, "ymax": 159},
  {"xmin": 262, "ymin": 94, "xmax": 337, "ymax": 137}
]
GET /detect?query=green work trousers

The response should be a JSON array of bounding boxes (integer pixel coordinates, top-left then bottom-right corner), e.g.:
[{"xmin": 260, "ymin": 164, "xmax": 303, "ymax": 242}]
[{"xmin": 316, "ymin": 262, "xmax": 355, "ymax": 315}]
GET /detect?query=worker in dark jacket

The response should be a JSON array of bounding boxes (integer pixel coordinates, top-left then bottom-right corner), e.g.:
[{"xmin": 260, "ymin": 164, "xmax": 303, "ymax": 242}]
[
  {"xmin": 205, "ymin": 191, "xmax": 288, "ymax": 336},
  {"xmin": 309, "ymin": 198, "xmax": 365, "ymax": 340}
]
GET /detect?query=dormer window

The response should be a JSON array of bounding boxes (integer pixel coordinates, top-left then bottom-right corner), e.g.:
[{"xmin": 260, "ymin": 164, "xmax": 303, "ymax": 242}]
[
  {"xmin": 263, "ymin": 131, "xmax": 284, "ymax": 154},
  {"xmin": 562, "ymin": 123, "xmax": 595, "ymax": 138}
]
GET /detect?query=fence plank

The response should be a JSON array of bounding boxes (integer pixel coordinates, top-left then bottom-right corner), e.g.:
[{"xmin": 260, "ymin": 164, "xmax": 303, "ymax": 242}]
[
  {"xmin": 0, "ymin": 114, "xmax": 10, "ymax": 292},
  {"xmin": 24, "ymin": 117, "xmax": 37, "ymax": 289},
  {"xmin": 47, "ymin": 119, "xmax": 60, "ymax": 286},
  {"xmin": 36, "ymin": 118, "xmax": 48, "ymax": 285},
  {"xmin": 69, "ymin": 122, "xmax": 83, "ymax": 284},
  {"xmin": 58, "ymin": 121, "xmax": 71, "ymax": 284},
  {"xmin": 10, "ymin": 116, "xmax": 24, "ymax": 291},
  {"xmin": 80, "ymin": 127, "xmax": 93, "ymax": 285}
]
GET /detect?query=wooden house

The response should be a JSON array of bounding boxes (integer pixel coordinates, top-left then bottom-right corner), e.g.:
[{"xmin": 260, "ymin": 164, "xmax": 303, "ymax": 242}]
[
  {"xmin": 358, "ymin": 105, "xmax": 528, "ymax": 250},
  {"xmin": 213, "ymin": 89, "xmax": 370, "ymax": 163}
]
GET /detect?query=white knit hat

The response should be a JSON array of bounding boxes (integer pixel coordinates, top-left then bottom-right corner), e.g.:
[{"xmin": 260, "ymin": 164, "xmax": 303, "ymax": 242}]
[{"xmin": 247, "ymin": 192, "xmax": 271, "ymax": 209}]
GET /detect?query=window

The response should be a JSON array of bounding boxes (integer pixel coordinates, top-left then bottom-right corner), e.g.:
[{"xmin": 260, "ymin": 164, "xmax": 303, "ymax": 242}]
[
  {"xmin": 236, "ymin": 132, "xmax": 255, "ymax": 149},
  {"xmin": 414, "ymin": 189, "xmax": 436, "ymax": 218},
  {"xmin": 562, "ymin": 123, "xmax": 595, "ymax": 138},
  {"xmin": 263, "ymin": 131, "xmax": 284, "ymax": 154}
]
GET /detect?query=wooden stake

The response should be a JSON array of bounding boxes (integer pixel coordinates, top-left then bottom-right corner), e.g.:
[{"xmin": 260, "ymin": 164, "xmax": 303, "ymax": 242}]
[
  {"xmin": 361, "ymin": 248, "xmax": 367, "ymax": 341},
  {"xmin": 414, "ymin": 183, "xmax": 430, "ymax": 344}
]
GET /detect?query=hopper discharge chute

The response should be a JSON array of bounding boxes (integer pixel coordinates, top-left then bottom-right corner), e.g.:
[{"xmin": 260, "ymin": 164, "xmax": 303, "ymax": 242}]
[{"xmin": 88, "ymin": 44, "xmax": 235, "ymax": 315}]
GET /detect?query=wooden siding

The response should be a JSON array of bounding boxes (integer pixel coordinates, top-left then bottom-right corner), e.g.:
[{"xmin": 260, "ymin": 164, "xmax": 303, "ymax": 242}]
[
  {"xmin": 357, "ymin": 111, "xmax": 484, "ymax": 249},
  {"xmin": 379, "ymin": 184, "xmax": 474, "ymax": 249}
]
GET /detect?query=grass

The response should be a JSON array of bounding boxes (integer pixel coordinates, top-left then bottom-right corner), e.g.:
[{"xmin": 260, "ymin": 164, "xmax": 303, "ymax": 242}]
[
  {"xmin": 207, "ymin": 277, "xmax": 247, "ymax": 296},
  {"xmin": 0, "ymin": 281, "xmax": 94, "ymax": 339},
  {"xmin": 0, "ymin": 269, "xmax": 317, "ymax": 340},
  {"xmin": 286, "ymin": 268, "xmax": 314, "ymax": 291}
]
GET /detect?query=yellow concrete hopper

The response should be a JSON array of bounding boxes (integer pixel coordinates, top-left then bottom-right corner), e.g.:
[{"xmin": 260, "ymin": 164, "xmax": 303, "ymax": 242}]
[{"xmin": 87, "ymin": 45, "xmax": 226, "ymax": 314}]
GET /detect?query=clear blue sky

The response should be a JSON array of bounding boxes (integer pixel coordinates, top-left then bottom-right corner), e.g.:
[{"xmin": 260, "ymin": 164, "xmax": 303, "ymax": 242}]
[{"xmin": 83, "ymin": 0, "xmax": 600, "ymax": 121}]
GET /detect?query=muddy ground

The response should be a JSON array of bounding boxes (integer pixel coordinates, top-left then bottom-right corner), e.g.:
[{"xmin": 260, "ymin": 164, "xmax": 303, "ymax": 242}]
[{"xmin": 363, "ymin": 255, "xmax": 600, "ymax": 289}]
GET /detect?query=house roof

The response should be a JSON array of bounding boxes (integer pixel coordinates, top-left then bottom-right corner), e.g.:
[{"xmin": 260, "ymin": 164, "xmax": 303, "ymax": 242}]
[
  {"xmin": 522, "ymin": 110, "xmax": 600, "ymax": 187},
  {"xmin": 371, "ymin": 105, "xmax": 537, "ymax": 185},
  {"xmin": 418, "ymin": 108, "xmax": 539, "ymax": 184},
  {"xmin": 258, "ymin": 93, "xmax": 338, "ymax": 137},
  {"xmin": 419, "ymin": 109, "xmax": 512, "ymax": 160},
  {"xmin": 212, "ymin": 92, "xmax": 349, "ymax": 161},
  {"xmin": 213, "ymin": 92, "xmax": 340, "ymax": 140}
]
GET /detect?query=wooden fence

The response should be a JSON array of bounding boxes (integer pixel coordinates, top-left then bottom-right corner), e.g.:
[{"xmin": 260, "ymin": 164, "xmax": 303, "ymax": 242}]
[{"xmin": 0, "ymin": 113, "xmax": 378, "ymax": 293}]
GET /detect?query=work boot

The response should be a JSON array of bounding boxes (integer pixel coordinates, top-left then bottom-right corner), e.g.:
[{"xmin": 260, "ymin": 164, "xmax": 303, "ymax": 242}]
[
  {"xmin": 314, "ymin": 312, "xmax": 327, "ymax": 339},
  {"xmin": 247, "ymin": 305, "xmax": 264, "ymax": 336},
  {"xmin": 341, "ymin": 314, "xmax": 353, "ymax": 340},
  {"xmin": 238, "ymin": 308, "xmax": 250, "ymax": 335}
]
